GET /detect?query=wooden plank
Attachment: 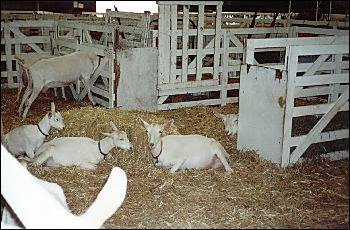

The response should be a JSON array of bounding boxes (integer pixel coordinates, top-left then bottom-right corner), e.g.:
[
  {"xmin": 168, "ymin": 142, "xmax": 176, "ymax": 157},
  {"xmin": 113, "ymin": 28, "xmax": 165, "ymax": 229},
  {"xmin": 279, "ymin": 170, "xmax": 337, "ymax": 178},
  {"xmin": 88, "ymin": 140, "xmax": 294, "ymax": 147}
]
[
  {"xmin": 1, "ymin": 36, "xmax": 50, "ymax": 45},
  {"xmin": 158, "ymin": 83, "xmax": 239, "ymax": 96},
  {"xmin": 83, "ymin": 29, "xmax": 93, "ymax": 43},
  {"xmin": 170, "ymin": 4, "xmax": 178, "ymax": 83},
  {"xmin": 4, "ymin": 25, "xmax": 13, "ymax": 87},
  {"xmin": 158, "ymin": 4, "xmax": 171, "ymax": 84},
  {"xmin": 329, "ymin": 54, "xmax": 342, "ymax": 103},
  {"xmin": 244, "ymin": 35, "xmax": 348, "ymax": 49},
  {"xmin": 304, "ymin": 54, "xmax": 330, "ymax": 76},
  {"xmin": 213, "ymin": 3, "xmax": 222, "ymax": 80},
  {"xmin": 181, "ymin": 5, "xmax": 189, "ymax": 83},
  {"xmin": 159, "ymin": 1, "xmax": 222, "ymax": 5},
  {"xmin": 157, "ymin": 97, "xmax": 238, "ymax": 110},
  {"xmin": 289, "ymin": 129, "xmax": 349, "ymax": 147},
  {"xmin": 220, "ymin": 31, "xmax": 228, "ymax": 105},
  {"xmin": 158, "ymin": 79, "xmax": 219, "ymax": 90},
  {"xmin": 293, "ymin": 101, "xmax": 349, "ymax": 117},
  {"xmin": 281, "ymin": 46, "xmax": 298, "ymax": 167},
  {"xmin": 295, "ymin": 85, "xmax": 348, "ymax": 98},
  {"xmin": 11, "ymin": 28, "xmax": 45, "ymax": 54},
  {"xmin": 295, "ymin": 73, "xmax": 349, "ymax": 87},
  {"xmin": 290, "ymin": 89, "xmax": 349, "ymax": 164},
  {"xmin": 195, "ymin": 4, "xmax": 205, "ymax": 81}
]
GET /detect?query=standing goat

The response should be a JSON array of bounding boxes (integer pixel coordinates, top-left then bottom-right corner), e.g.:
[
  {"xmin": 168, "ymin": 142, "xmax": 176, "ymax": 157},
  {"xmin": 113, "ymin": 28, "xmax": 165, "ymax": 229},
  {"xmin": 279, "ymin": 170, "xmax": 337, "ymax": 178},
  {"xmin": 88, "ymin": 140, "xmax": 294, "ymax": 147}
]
[
  {"xmin": 15, "ymin": 51, "xmax": 100, "ymax": 118},
  {"xmin": 31, "ymin": 121, "xmax": 133, "ymax": 169},
  {"xmin": 14, "ymin": 54, "xmax": 67, "ymax": 102},
  {"xmin": 3, "ymin": 102, "xmax": 64, "ymax": 159},
  {"xmin": 139, "ymin": 118, "xmax": 233, "ymax": 173},
  {"xmin": 213, "ymin": 111, "xmax": 239, "ymax": 137},
  {"xmin": 1, "ymin": 144, "xmax": 128, "ymax": 229}
]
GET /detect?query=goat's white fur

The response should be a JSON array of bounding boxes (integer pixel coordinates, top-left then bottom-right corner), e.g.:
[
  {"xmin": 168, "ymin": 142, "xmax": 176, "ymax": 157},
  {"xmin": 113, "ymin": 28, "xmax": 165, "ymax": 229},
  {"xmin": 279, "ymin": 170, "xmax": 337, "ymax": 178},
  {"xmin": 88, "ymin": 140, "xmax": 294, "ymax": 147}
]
[
  {"xmin": 31, "ymin": 121, "xmax": 133, "ymax": 169},
  {"xmin": 139, "ymin": 118, "xmax": 233, "ymax": 173},
  {"xmin": 213, "ymin": 111, "xmax": 239, "ymax": 136},
  {"xmin": 1, "ymin": 144, "xmax": 127, "ymax": 229},
  {"xmin": 14, "ymin": 54, "xmax": 67, "ymax": 102},
  {"xmin": 3, "ymin": 102, "xmax": 64, "ymax": 159},
  {"xmin": 15, "ymin": 51, "xmax": 100, "ymax": 118}
]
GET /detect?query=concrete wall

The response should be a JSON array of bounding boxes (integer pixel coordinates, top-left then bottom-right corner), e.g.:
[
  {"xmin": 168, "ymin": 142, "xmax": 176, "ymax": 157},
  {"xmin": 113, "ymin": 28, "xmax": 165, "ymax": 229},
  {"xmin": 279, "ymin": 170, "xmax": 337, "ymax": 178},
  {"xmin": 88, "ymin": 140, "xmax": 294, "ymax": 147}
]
[{"xmin": 117, "ymin": 47, "xmax": 158, "ymax": 112}]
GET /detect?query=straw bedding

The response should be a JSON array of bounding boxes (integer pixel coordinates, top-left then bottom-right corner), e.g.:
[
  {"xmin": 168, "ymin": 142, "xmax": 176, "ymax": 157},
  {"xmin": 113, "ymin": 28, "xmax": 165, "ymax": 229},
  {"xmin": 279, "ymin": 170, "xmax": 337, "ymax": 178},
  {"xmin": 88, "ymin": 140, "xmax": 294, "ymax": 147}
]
[{"xmin": 1, "ymin": 88, "xmax": 349, "ymax": 228}]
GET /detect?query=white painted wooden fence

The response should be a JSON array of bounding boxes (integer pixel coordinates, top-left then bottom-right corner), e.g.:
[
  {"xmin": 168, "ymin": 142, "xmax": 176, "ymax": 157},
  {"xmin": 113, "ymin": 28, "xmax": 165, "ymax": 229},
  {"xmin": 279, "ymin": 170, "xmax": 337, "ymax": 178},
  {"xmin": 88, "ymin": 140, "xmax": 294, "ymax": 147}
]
[
  {"xmin": 155, "ymin": 1, "xmax": 348, "ymax": 111},
  {"xmin": 238, "ymin": 35, "xmax": 349, "ymax": 166},
  {"xmin": 1, "ymin": 20, "xmax": 117, "ymax": 108},
  {"xmin": 55, "ymin": 20, "xmax": 117, "ymax": 108},
  {"xmin": 1, "ymin": 20, "xmax": 55, "ymax": 89}
]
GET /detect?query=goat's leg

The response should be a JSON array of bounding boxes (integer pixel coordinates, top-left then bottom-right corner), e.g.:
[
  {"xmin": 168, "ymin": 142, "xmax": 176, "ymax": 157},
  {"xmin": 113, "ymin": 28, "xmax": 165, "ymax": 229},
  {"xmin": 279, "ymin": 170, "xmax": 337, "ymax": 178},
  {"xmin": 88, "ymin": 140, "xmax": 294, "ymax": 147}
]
[
  {"xmin": 22, "ymin": 86, "xmax": 41, "ymax": 118},
  {"xmin": 18, "ymin": 79, "xmax": 33, "ymax": 115},
  {"xmin": 80, "ymin": 162, "xmax": 97, "ymax": 170},
  {"xmin": 81, "ymin": 77, "xmax": 96, "ymax": 105},
  {"xmin": 54, "ymin": 87, "xmax": 58, "ymax": 97},
  {"xmin": 32, "ymin": 149, "xmax": 52, "ymax": 166},
  {"xmin": 25, "ymin": 147, "xmax": 35, "ymax": 159},
  {"xmin": 61, "ymin": 86, "xmax": 67, "ymax": 100},
  {"xmin": 215, "ymin": 151, "xmax": 233, "ymax": 173},
  {"xmin": 169, "ymin": 160, "xmax": 185, "ymax": 173}
]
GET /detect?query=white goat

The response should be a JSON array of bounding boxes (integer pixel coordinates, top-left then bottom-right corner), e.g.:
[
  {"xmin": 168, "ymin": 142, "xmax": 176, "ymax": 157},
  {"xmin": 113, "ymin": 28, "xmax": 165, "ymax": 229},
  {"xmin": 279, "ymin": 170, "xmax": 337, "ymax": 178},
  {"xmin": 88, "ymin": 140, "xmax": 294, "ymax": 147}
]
[
  {"xmin": 3, "ymin": 102, "xmax": 64, "ymax": 159},
  {"xmin": 213, "ymin": 111, "xmax": 239, "ymax": 137},
  {"xmin": 31, "ymin": 121, "xmax": 133, "ymax": 169},
  {"xmin": 1, "ymin": 144, "xmax": 128, "ymax": 229},
  {"xmin": 16, "ymin": 51, "xmax": 100, "ymax": 118},
  {"xmin": 139, "ymin": 118, "xmax": 233, "ymax": 173},
  {"xmin": 14, "ymin": 54, "xmax": 66, "ymax": 102}
]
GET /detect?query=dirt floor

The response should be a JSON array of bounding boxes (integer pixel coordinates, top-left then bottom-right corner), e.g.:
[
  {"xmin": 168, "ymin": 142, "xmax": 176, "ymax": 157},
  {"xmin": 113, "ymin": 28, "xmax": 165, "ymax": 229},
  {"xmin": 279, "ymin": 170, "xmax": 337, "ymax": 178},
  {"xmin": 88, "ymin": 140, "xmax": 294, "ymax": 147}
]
[{"xmin": 1, "ymin": 87, "xmax": 349, "ymax": 229}]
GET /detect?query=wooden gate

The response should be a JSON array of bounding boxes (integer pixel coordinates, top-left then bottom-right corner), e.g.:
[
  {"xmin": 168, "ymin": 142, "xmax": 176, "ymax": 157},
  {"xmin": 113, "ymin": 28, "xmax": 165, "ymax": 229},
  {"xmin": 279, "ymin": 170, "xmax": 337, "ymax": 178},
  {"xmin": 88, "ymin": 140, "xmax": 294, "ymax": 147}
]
[{"xmin": 238, "ymin": 35, "xmax": 349, "ymax": 166}]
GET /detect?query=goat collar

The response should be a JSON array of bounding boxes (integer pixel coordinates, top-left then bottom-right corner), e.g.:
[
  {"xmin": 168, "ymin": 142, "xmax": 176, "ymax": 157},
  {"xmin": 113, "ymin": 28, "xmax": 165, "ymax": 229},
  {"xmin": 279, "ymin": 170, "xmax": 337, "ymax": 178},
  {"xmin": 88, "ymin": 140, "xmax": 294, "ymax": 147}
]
[
  {"xmin": 152, "ymin": 140, "xmax": 163, "ymax": 163},
  {"xmin": 36, "ymin": 124, "xmax": 48, "ymax": 137},
  {"xmin": 98, "ymin": 140, "xmax": 108, "ymax": 159}
]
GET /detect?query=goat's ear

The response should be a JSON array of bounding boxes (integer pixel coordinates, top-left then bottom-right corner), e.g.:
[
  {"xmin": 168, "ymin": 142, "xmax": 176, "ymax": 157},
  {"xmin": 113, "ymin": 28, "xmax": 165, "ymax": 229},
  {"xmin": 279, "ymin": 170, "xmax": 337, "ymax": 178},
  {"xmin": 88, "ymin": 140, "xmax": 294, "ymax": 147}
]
[
  {"xmin": 110, "ymin": 121, "xmax": 119, "ymax": 131},
  {"xmin": 163, "ymin": 119, "xmax": 174, "ymax": 131},
  {"xmin": 102, "ymin": 132, "xmax": 113, "ymax": 137},
  {"xmin": 213, "ymin": 111, "xmax": 224, "ymax": 119},
  {"xmin": 48, "ymin": 111, "xmax": 53, "ymax": 118},
  {"xmin": 50, "ymin": 102, "xmax": 55, "ymax": 113},
  {"xmin": 138, "ymin": 117, "xmax": 149, "ymax": 128}
]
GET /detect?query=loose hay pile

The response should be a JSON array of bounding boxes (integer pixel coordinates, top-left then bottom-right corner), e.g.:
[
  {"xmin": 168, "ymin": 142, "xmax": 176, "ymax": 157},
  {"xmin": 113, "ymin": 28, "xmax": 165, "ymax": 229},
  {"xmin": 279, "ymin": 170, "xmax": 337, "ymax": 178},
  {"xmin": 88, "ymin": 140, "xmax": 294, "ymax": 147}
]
[{"xmin": 1, "ymin": 88, "xmax": 349, "ymax": 228}]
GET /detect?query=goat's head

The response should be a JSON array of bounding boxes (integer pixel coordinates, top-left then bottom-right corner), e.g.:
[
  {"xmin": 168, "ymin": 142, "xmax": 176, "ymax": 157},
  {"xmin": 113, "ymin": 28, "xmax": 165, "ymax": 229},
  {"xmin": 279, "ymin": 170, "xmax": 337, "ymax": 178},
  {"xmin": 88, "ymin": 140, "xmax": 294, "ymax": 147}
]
[
  {"xmin": 102, "ymin": 121, "xmax": 133, "ymax": 150},
  {"xmin": 139, "ymin": 118, "xmax": 173, "ymax": 150},
  {"xmin": 48, "ymin": 102, "xmax": 65, "ymax": 130},
  {"xmin": 213, "ymin": 111, "xmax": 238, "ymax": 136}
]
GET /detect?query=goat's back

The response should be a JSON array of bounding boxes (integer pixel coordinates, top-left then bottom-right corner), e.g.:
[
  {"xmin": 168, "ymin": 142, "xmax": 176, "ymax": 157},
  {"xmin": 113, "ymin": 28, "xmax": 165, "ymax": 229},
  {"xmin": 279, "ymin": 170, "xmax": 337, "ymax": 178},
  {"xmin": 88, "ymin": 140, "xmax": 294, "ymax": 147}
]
[
  {"xmin": 4, "ymin": 125, "xmax": 45, "ymax": 157},
  {"xmin": 161, "ymin": 135, "xmax": 222, "ymax": 163},
  {"xmin": 37, "ymin": 137, "xmax": 102, "ymax": 163},
  {"xmin": 29, "ymin": 51, "xmax": 99, "ymax": 84}
]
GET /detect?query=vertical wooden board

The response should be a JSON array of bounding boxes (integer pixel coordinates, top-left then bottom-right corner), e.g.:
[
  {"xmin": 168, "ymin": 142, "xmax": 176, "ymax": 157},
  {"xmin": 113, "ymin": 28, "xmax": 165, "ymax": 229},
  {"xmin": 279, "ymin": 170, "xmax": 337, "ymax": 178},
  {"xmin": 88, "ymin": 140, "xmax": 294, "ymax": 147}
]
[
  {"xmin": 213, "ymin": 3, "xmax": 222, "ymax": 80},
  {"xmin": 220, "ymin": 31, "xmax": 228, "ymax": 105},
  {"xmin": 196, "ymin": 4, "xmax": 204, "ymax": 81},
  {"xmin": 237, "ymin": 65, "xmax": 287, "ymax": 165},
  {"xmin": 4, "ymin": 25, "xmax": 13, "ymax": 87},
  {"xmin": 181, "ymin": 5, "xmax": 189, "ymax": 83},
  {"xmin": 117, "ymin": 48, "xmax": 158, "ymax": 111},
  {"xmin": 158, "ymin": 4, "xmax": 171, "ymax": 84},
  {"xmin": 281, "ymin": 46, "xmax": 298, "ymax": 166},
  {"xmin": 15, "ymin": 44, "xmax": 21, "ymax": 85},
  {"xmin": 170, "ymin": 5, "xmax": 178, "ymax": 83}
]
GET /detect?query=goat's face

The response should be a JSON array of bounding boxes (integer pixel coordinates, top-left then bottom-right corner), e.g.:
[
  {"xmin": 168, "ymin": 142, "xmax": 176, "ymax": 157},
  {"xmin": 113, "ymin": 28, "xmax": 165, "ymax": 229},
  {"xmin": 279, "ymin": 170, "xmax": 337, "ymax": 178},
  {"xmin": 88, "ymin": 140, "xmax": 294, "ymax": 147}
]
[
  {"xmin": 223, "ymin": 114, "xmax": 238, "ymax": 136},
  {"xmin": 139, "ymin": 118, "xmax": 173, "ymax": 150},
  {"xmin": 214, "ymin": 111, "xmax": 238, "ymax": 136},
  {"xmin": 48, "ymin": 111, "xmax": 65, "ymax": 130},
  {"xmin": 110, "ymin": 131, "xmax": 133, "ymax": 150}
]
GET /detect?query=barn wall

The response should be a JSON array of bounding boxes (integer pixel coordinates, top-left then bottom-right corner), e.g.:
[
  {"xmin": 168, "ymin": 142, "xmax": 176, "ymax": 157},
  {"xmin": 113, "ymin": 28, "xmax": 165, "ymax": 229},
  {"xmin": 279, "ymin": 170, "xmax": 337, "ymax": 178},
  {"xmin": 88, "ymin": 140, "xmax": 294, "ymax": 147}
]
[{"xmin": 1, "ymin": 1, "xmax": 96, "ymax": 13}]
